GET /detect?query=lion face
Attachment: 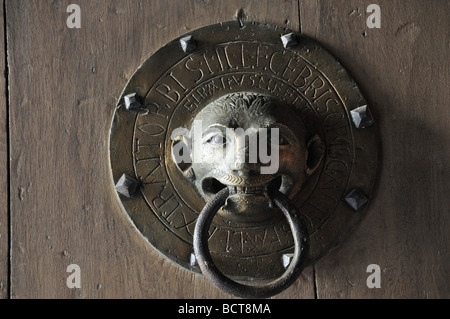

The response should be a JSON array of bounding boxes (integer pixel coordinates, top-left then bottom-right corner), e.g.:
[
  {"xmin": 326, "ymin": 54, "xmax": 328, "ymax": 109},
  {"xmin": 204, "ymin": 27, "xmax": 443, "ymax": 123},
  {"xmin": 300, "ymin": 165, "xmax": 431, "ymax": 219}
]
[{"xmin": 172, "ymin": 93, "xmax": 324, "ymax": 223}]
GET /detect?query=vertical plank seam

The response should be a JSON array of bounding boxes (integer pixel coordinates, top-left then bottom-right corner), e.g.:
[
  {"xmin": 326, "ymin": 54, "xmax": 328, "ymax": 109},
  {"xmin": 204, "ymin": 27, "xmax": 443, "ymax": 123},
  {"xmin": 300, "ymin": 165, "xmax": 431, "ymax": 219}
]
[
  {"xmin": 298, "ymin": 0, "xmax": 320, "ymax": 300},
  {"xmin": 2, "ymin": 0, "xmax": 10, "ymax": 300},
  {"xmin": 297, "ymin": 0, "xmax": 302, "ymax": 33},
  {"xmin": 312, "ymin": 264, "xmax": 318, "ymax": 299}
]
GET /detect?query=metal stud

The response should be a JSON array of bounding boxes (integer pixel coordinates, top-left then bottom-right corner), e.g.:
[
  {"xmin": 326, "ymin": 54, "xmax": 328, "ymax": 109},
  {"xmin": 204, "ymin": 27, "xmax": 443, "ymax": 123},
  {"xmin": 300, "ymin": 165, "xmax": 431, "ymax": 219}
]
[
  {"xmin": 190, "ymin": 253, "xmax": 198, "ymax": 267},
  {"xmin": 179, "ymin": 35, "xmax": 197, "ymax": 53},
  {"xmin": 344, "ymin": 189, "xmax": 368, "ymax": 211},
  {"xmin": 282, "ymin": 253, "xmax": 294, "ymax": 269},
  {"xmin": 350, "ymin": 105, "xmax": 374, "ymax": 128},
  {"xmin": 115, "ymin": 174, "xmax": 140, "ymax": 198},
  {"xmin": 123, "ymin": 93, "xmax": 148, "ymax": 114},
  {"xmin": 124, "ymin": 93, "xmax": 142, "ymax": 110},
  {"xmin": 280, "ymin": 33, "xmax": 297, "ymax": 48}
]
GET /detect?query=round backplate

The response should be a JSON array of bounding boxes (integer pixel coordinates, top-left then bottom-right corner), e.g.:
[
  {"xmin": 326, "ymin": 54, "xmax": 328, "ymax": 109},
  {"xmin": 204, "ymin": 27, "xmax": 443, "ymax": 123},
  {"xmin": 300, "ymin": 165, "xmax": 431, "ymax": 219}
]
[{"xmin": 109, "ymin": 21, "xmax": 378, "ymax": 280}]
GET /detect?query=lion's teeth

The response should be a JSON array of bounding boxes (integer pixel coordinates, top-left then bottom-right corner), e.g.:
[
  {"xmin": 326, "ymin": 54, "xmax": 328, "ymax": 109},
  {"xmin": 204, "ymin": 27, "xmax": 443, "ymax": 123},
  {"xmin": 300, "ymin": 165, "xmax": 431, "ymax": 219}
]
[
  {"xmin": 227, "ymin": 185, "xmax": 266, "ymax": 195},
  {"xmin": 228, "ymin": 186, "xmax": 237, "ymax": 194}
]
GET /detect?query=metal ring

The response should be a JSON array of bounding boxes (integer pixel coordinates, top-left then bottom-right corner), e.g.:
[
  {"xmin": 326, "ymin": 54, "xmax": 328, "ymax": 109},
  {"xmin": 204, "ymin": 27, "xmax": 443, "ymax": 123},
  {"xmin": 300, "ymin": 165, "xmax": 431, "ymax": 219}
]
[{"xmin": 193, "ymin": 187, "xmax": 309, "ymax": 298}]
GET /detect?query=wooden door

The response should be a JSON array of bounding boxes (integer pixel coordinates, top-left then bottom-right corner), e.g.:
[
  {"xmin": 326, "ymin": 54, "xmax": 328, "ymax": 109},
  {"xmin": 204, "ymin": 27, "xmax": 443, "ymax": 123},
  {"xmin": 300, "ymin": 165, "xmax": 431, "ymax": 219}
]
[{"xmin": 0, "ymin": 0, "xmax": 448, "ymax": 299}]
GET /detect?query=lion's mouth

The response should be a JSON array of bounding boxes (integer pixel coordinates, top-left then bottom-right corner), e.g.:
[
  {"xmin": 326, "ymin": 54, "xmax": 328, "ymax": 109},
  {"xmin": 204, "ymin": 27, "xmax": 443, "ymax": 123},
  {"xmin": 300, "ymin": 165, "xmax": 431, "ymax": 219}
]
[{"xmin": 201, "ymin": 174, "xmax": 290, "ymax": 199}]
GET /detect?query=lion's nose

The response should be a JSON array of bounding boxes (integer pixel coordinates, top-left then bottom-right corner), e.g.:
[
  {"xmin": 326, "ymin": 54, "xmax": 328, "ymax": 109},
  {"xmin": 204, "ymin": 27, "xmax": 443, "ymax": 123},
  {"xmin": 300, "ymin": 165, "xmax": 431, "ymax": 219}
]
[
  {"xmin": 228, "ymin": 132, "xmax": 261, "ymax": 176},
  {"xmin": 229, "ymin": 161, "xmax": 259, "ymax": 177}
]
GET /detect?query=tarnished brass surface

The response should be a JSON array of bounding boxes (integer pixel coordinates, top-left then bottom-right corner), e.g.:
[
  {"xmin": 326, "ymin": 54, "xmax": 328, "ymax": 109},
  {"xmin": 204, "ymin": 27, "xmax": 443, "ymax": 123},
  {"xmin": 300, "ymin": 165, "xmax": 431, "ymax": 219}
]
[{"xmin": 109, "ymin": 21, "xmax": 378, "ymax": 280}]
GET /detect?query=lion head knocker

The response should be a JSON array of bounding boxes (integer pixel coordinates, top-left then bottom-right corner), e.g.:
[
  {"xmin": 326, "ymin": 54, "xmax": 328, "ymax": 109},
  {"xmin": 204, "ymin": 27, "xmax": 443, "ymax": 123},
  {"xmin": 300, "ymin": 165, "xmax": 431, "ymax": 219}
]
[
  {"xmin": 111, "ymin": 21, "xmax": 378, "ymax": 299},
  {"xmin": 171, "ymin": 92, "xmax": 325, "ymax": 223},
  {"xmin": 169, "ymin": 92, "xmax": 325, "ymax": 297}
]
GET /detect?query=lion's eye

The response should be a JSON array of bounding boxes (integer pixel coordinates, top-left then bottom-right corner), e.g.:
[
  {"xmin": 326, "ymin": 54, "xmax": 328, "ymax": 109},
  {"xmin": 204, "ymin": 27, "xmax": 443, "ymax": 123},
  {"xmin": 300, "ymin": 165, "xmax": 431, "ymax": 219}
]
[
  {"xmin": 207, "ymin": 134, "xmax": 226, "ymax": 145},
  {"xmin": 267, "ymin": 131, "xmax": 289, "ymax": 146},
  {"xmin": 278, "ymin": 135, "xmax": 289, "ymax": 146}
]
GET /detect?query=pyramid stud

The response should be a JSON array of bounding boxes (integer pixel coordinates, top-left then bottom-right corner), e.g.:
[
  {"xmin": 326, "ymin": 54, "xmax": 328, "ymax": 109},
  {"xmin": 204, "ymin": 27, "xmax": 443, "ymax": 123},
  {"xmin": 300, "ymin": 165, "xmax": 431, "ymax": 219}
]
[
  {"xmin": 115, "ymin": 174, "xmax": 140, "ymax": 198},
  {"xmin": 123, "ymin": 93, "xmax": 148, "ymax": 114},
  {"xmin": 180, "ymin": 35, "xmax": 197, "ymax": 53},
  {"xmin": 281, "ymin": 33, "xmax": 298, "ymax": 48},
  {"xmin": 190, "ymin": 253, "xmax": 198, "ymax": 267},
  {"xmin": 282, "ymin": 253, "xmax": 294, "ymax": 269},
  {"xmin": 124, "ymin": 93, "xmax": 142, "ymax": 110},
  {"xmin": 344, "ymin": 189, "xmax": 368, "ymax": 211},
  {"xmin": 350, "ymin": 105, "xmax": 374, "ymax": 128}
]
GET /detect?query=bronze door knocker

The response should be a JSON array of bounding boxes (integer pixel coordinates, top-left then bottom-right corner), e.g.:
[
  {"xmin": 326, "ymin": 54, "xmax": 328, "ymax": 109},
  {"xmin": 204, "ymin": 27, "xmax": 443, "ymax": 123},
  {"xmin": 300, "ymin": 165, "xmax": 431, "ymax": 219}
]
[{"xmin": 109, "ymin": 21, "xmax": 378, "ymax": 298}]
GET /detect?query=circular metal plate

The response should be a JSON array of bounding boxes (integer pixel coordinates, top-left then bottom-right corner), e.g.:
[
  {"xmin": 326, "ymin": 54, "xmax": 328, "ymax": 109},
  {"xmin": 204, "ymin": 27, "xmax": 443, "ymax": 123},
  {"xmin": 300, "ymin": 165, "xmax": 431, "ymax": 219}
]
[{"xmin": 109, "ymin": 21, "xmax": 378, "ymax": 280}]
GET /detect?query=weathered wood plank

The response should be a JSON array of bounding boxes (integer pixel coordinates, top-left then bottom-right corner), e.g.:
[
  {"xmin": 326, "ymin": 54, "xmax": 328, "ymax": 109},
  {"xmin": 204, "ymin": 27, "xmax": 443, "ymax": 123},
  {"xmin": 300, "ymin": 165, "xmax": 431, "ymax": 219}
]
[
  {"xmin": 301, "ymin": 0, "xmax": 449, "ymax": 298},
  {"xmin": 8, "ymin": 0, "xmax": 314, "ymax": 298},
  {"xmin": 0, "ymin": 0, "xmax": 7, "ymax": 299}
]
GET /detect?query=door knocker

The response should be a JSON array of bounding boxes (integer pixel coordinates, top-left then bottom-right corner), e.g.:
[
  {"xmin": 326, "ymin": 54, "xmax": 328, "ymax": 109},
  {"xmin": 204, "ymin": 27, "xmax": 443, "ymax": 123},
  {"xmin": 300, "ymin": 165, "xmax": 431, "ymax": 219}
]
[{"xmin": 109, "ymin": 21, "xmax": 378, "ymax": 298}]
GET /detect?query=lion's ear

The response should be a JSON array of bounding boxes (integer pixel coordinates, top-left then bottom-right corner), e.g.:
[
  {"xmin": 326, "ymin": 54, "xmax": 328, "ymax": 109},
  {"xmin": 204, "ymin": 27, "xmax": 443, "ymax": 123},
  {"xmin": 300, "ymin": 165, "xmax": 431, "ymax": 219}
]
[
  {"xmin": 171, "ymin": 136, "xmax": 195, "ymax": 181},
  {"xmin": 306, "ymin": 134, "xmax": 325, "ymax": 175}
]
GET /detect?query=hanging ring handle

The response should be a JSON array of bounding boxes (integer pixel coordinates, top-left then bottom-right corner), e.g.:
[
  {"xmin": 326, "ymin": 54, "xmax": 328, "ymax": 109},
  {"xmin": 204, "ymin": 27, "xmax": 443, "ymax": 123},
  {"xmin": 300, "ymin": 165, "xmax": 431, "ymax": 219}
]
[{"xmin": 193, "ymin": 187, "xmax": 309, "ymax": 298}]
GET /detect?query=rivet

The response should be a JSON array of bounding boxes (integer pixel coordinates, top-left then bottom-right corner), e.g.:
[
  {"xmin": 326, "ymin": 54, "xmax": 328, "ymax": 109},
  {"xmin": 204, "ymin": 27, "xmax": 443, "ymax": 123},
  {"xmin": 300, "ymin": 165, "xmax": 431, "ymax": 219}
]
[
  {"xmin": 344, "ymin": 189, "xmax": 368, "ymax": 211},
  {"xmin": 280, "ymin": 33, "xmax": 298, "ymax": 48},
  {"xmin": 115, "ymin": 174, "xmax": 140, "ymax": 198},
  {"xmin": 123, "ymin": 93, "xmax": 148, "ymax": 114},
  {"xmin": 282, "ymin": 253, "xmax": 294, "ymax": 269},
  {"xmin": 190, "ymin": 253, "xmax": 198, "ymax": 267},
  {"xmin": 179, "ymin": 35, "xmax": 197, "ymax": 53},
  {"xmin": 350, "ymin": 105, "xmax": 374, "ymax": 128}
]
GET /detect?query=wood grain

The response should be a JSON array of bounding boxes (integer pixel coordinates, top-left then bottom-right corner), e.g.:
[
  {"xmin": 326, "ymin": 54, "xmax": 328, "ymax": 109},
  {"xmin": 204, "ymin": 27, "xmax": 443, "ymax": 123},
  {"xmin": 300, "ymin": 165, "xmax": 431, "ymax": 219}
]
[
  {"xmin": 0, "ymin": 0, "xmax": 7, "ymax": 299},
  {"xmin": 301, "ymin": 0, "xmax": 449, "ymax": 298},
  {"xmin": 7, "ymin": 0, "xmax": 315, "ymax": 299},
  {"xmin": 7, "ymin": 0, "xmax": 448, "ymax": 300}
]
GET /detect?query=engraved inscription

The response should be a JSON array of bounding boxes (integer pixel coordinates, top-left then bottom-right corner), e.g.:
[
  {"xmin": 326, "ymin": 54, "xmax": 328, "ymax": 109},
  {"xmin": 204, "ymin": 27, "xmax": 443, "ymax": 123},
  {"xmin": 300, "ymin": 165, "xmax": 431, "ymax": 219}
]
[
  {"xmin": 132, "ymin": 40, "xmax": 354, "ymax": 256},
  {"xmin": 110, "ymin": 22, "xmax": 378, "ymax": 280}
]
